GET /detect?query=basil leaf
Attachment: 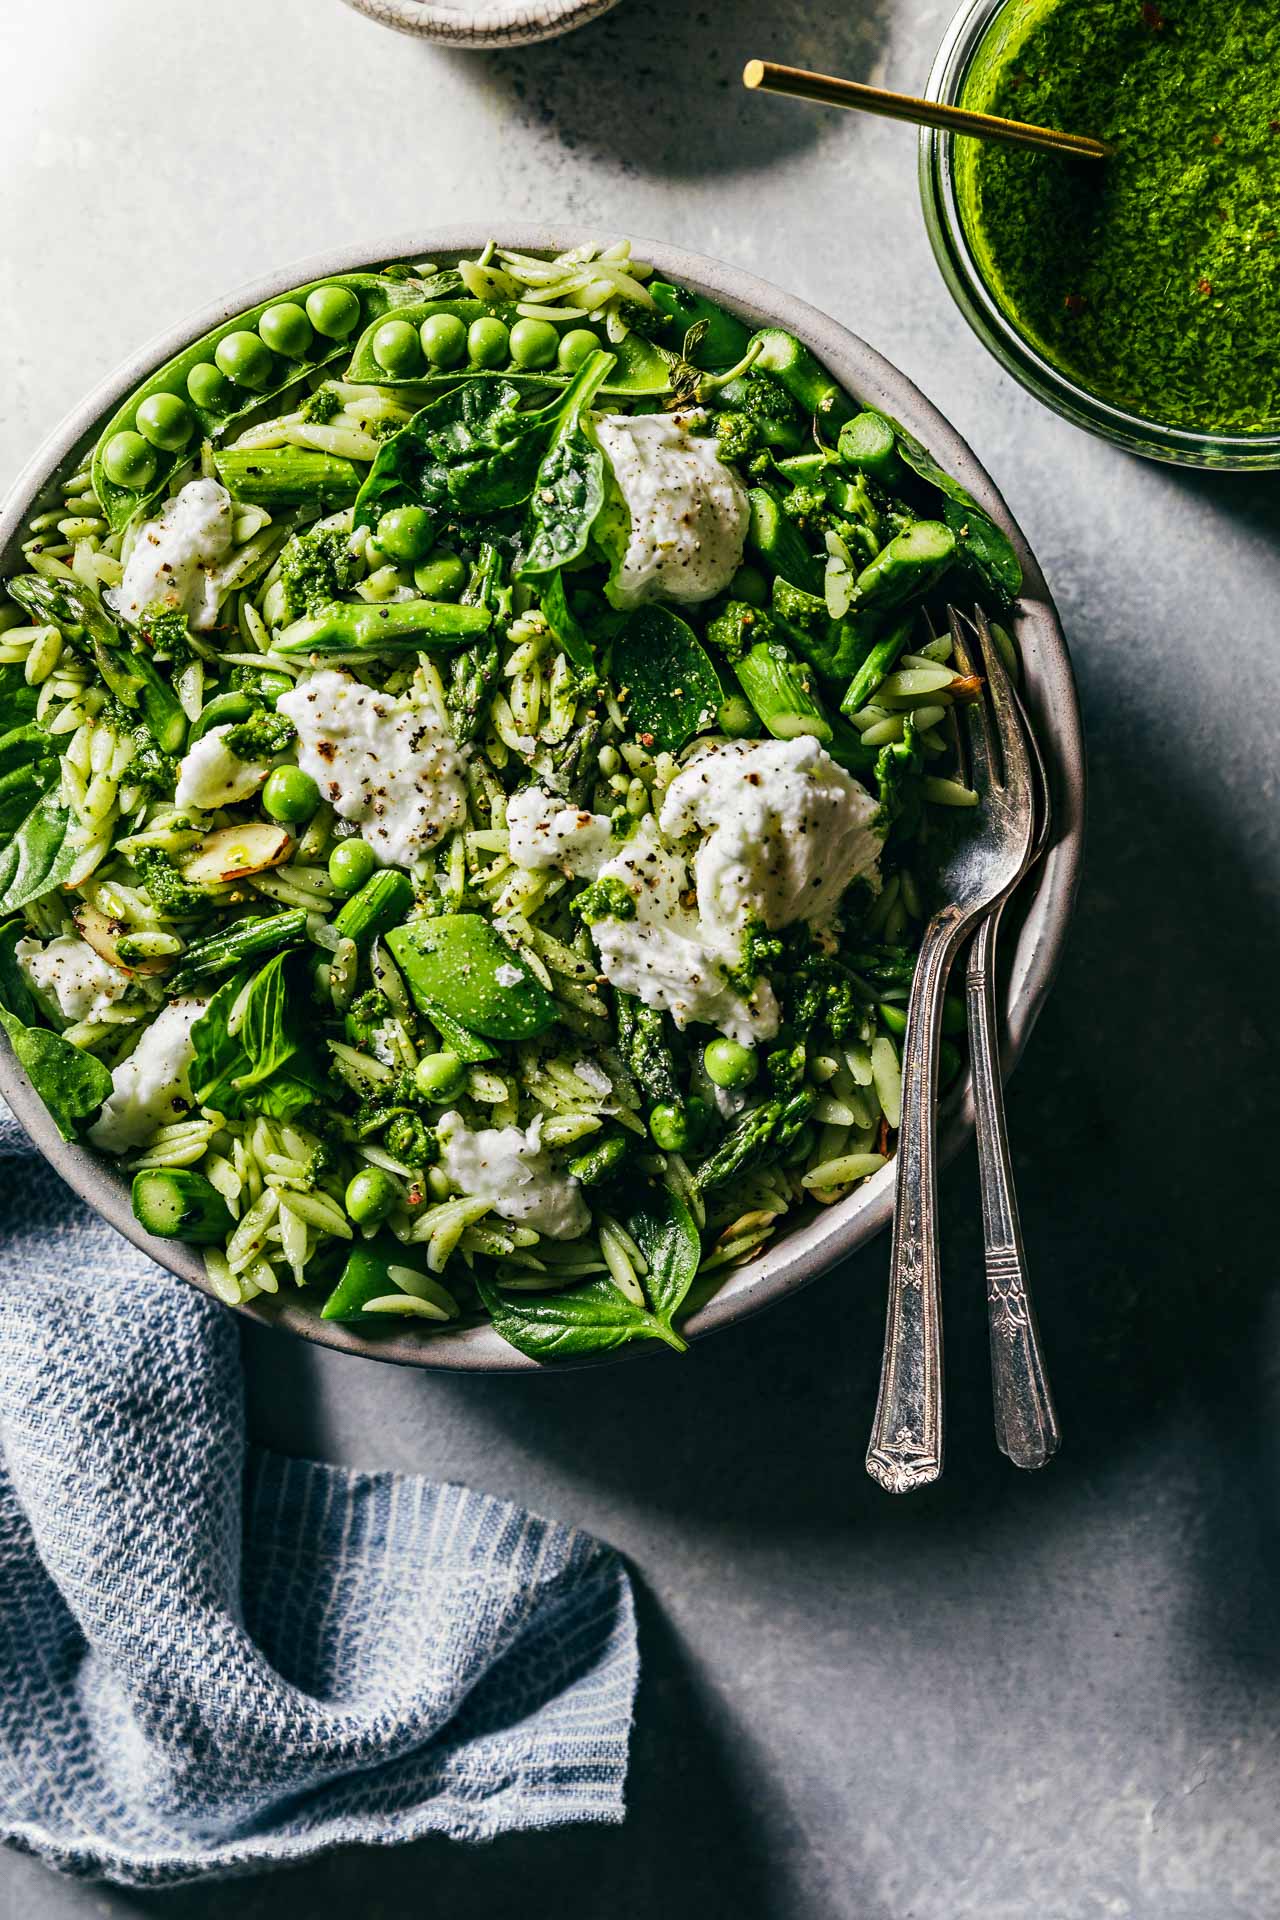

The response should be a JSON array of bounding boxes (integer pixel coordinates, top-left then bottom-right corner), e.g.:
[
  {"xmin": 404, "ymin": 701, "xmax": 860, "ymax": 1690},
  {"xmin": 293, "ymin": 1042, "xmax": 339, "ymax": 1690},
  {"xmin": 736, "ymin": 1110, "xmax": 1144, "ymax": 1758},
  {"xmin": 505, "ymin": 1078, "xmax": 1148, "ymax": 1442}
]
[
  {"xmin": 476, "ymin": 1274, "xmax": 686, "ymax": 1360},
  {"xmin": 517, "ymin": 351, "xmax": 615, "ymax": 579},
  {"xmin": 0, "ymin": 790, "xmax": 79, "ymax": 915},
  {"xmin": 610, "ymin": 605, "xmax": 723, "ymax": 754},
  {"xmin": 887, "ymin": 422, "xmax": 1023, "ymax": 604},
  {"xmin": 626, "ymin": 1178, "xmax": 701, "ymax": 1329},
  {"xmin": 0, "ymin": 923, "xmax": 112, "ymax": 1141},
  {"xmin": 190, "ymin": 952, "xmax": 330, "ymax": 1122}
]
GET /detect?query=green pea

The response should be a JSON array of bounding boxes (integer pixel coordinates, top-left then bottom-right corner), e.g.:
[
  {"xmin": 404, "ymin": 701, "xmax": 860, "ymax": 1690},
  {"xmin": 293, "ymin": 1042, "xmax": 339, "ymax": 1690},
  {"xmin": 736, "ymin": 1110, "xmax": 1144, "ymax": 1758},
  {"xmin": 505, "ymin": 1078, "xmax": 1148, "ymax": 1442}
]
[
  {"xmin": 704, "ymin": 1037, "xmax": 757, "ymax": 1090},
  {"xmin": 214, "ymin": 330, "xmax": 275, "ymax": 391},
  {"xmin": 372, "ymin": 320, "xmax": 424, "ymax": 377},
  {"xmin": 508, "ymin": 318, "xmax": 559, "ymax": 369},
  {"xmin": 728, "ymin": 564, "xmax": 769, "ymax": 608},
  {"xmin": 468, "ymin": 316, "xmax": 510, "ymax": 368},
  {"xmin": 328, "ymin": 838, "xmax": 376, "ymax": 894},
  {"xmin": 102, "ymin": 431, "xmax": 157, "ymax": 491},
  {"xmin": 557, "ymin": 328, "xmax": 601, "ymax": 373},
  {"xmin": 186, "ymin": 361, "xmax": 232, "ymax": 412},
  {"xmin": 259, "ymin": 302, "xmax": 313, "ymax": 358},
  {"xmin": 420, "ymin": 312, "xmax": 467, "ymax": 369},
  {"xmin": 717, "ymin": 695, "xmax": 760, "ymax": 739},
  {"xmin": 375, "ymin": 506, "xmax": 434, "ymax": 564},
  {"xmin": 345, "ymin": 1167, "xmax": 398, "ymax": 1228},
  {"xmin": 414, "ymin": 1051, "xmax": 467, "ymax": 1102},
  {"xmin": 262, "ymin": 765, "xmax": 320, "ymax": 824},
  {"xmin": 650, "ymin": 1099, "xmax": 708, "ymax": 1152},
  {"xmin": 135, "ymin": 392, "xmax": 193, "ymax": 452},
  {"xmin": 306, "ymin": 284, "xmax": 361, "ymax": 339},
  {"xmin": 412, "ymin": 550, "xmax": 466, "ymax": 600}
]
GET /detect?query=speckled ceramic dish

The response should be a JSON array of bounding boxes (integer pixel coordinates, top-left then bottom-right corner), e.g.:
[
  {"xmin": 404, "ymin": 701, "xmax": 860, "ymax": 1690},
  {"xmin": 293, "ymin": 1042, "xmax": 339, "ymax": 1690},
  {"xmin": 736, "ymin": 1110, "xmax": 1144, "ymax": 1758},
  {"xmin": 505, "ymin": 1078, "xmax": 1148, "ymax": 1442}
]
[
  {"xmin": 338, "ymin": 0, "xmax": 619, "ymax": 47},
  {"xmin": 0, "ymin": 228, "xmax": 1085, "ymax": 1372}
]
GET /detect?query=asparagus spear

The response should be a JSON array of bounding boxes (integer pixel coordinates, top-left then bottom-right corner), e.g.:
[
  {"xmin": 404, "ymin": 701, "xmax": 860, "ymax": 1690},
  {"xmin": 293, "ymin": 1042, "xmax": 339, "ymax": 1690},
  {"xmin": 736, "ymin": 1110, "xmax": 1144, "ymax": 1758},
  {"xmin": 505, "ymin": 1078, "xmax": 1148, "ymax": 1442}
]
[
  {"xmin": 734, "ymin": 641, "xmax": 832, "ymax": 743},
  {"xmin": 131, "ymin": 1169, "xmax": 234, "ymax": 1242},
  {"xmin": 276, "ymin": 597, "xmax": 492, "ymax": 654},
  {"xmin": 694, "ymin": 1089, "xmax": 818, "ymax": 1192},
  {"xmin": 212, "ymin": 447, "xmax": 364, "ymax": 507},
  {"xmin": 167, "ymin": 907, "xmax": 308, "ymax": 990},
  {"xmin": 6, "ymin": 574, "xmax": 185, "ymax": 751}
]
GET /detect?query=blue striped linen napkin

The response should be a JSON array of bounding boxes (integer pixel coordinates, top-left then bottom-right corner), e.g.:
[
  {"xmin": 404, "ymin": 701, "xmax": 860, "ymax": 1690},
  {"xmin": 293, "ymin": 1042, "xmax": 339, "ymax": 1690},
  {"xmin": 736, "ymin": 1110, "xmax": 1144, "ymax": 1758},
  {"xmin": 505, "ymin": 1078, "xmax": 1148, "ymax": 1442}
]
[{"xmin": 0, "ymin": 1104, "xmax": 637, "ymax": 1888}]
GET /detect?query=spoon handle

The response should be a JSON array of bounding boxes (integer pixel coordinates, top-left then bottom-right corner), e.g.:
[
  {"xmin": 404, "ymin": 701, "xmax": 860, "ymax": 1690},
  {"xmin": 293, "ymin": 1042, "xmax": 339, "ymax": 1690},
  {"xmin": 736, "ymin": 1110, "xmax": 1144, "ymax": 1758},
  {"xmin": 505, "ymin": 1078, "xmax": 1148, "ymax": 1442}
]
[
  {"xmin": 967, "ymin": 904, "xmax": 1061, "ymax": 1469},
  {"xmin": 866, "ymin": 905, "xmax": 960, "ymax": 1493}
]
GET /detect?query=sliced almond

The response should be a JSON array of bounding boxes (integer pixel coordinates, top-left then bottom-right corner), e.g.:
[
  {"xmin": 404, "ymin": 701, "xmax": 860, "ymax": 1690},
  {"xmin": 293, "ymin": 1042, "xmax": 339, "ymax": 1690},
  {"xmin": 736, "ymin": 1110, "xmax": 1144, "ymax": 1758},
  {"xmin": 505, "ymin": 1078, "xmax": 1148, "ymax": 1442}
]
[
  {"xmin": 72, "ymin": 901, "xmax": 168, "ymax": 976},
  {"xmin": 179, "ymin": 823, "xmax": 292, "ymax": 889}
]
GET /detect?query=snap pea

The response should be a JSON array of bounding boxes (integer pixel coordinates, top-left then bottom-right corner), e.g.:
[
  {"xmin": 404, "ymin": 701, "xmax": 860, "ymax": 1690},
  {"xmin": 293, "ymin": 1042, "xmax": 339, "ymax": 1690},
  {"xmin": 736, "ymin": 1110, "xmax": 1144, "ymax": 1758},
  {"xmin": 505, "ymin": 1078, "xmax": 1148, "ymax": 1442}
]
[
  {"xmin": 747, "ymin": 328, "xmax": 854, "ymax": 429},
  {"xmin": 188, "ymin": 689, "xmax": 256, "ymax": 743},
  {"xmin": 167, "ymin": 908, "xmax": 309, "ymax": 991},
  {"xmin": 747, "ymin": 485, "xmax": 824, "ymax": 595},
  {"xmin": 386, "ymin": 915, "xmax": 557, "ymax": 1042},
  {"xmin": 734, "ymin": 640, "xmax": 832, "ymax": 744},
  {"xmin": 210, "ymin": 447, "xmax": 364, "ymax": 508},
  {"xmin": 839, "ymin": 614, "xmax": 917, "ymax": 716},
  {"xmin": 648, "ymin": 282, "xmax": 754, "ymax": 368},
  {"xmin": 331, "ymin": 869, "xmax": 413, "ymax": 952},
  {"xmin": 91, "ymin": 270, "xmax": 425, "ymax": 532},
  {"xmin": 321, "ymin": 1235, "xmax": 429, "ymax": 1322},
  {"xmin": 853, "ymin": 521, "xmax": 956, "ymax": 614},
  {"xmin": 275, "ymin": 596, "xmax": 492, "ymax": 655}
]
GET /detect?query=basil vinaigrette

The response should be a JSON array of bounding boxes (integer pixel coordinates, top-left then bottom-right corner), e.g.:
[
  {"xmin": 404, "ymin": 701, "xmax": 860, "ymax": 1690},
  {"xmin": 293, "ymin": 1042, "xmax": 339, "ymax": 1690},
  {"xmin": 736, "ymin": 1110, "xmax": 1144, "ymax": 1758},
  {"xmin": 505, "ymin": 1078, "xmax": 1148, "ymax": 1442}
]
[{"xmin": 955, "ymin": 0, "xmax": 1280, "ymax": 434}]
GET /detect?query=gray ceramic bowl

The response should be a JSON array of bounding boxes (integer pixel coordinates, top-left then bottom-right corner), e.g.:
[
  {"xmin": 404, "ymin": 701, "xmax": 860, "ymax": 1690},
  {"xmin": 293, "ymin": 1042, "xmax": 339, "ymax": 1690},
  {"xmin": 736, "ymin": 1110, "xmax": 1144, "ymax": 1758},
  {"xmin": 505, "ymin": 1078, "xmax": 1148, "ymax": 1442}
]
[
  {"xmin": 338, "ymin": 0, "xmax": 620, "ymax": 46},
  {"xmin": 0, "ymin": 228, "xmax": 1085, "ymax": 1372}
]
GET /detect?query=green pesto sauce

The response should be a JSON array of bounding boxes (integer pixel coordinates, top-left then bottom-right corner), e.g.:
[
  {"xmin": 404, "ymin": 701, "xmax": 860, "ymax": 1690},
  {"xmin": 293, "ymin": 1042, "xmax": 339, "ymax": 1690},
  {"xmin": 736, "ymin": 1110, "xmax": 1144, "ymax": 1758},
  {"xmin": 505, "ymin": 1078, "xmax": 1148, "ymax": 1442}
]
[{"xmin": 956, "ymin": 0, "xmax": 1280, "ymax": 434}]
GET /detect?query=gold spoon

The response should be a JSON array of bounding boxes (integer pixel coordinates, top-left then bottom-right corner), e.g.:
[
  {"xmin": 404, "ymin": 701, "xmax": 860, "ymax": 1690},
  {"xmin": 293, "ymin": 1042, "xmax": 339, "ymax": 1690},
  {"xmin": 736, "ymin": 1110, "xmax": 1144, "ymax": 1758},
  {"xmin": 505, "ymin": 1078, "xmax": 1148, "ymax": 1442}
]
[{"xmin": 743, "ymin": 58, "xmax": 1112, "ymax": 162}]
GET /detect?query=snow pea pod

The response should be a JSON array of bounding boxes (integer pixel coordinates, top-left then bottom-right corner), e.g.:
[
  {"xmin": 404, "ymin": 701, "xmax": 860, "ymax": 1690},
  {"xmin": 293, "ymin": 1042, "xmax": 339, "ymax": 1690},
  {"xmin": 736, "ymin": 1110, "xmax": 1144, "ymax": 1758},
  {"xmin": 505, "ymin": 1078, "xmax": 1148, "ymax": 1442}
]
[
  {"xmin": 386, "ymin": 914, "xmax": 556, "ymax": 1042},
  {"xmin": 345, "ymin": 298, "xmax": 672, "ymax": 396},
  {"xmin": 91, "ymin": 271, "xmax": 428, "ymax": 532},
  {"xmin": 648, "ymin": 282, "xmax": 754, "ymax": 369}
]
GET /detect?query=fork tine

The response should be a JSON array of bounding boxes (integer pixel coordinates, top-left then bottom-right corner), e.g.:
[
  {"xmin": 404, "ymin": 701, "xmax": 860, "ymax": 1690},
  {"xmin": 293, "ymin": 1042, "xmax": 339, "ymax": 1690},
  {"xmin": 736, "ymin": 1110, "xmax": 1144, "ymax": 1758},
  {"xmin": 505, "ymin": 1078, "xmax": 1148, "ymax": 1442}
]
[
  {"xmin": 947, "ymin": 605, "xmax": 996, "ymax": 794},
  {"xmin": 970, "ymin": 606, "xmax": 1032, "ymax": 806}
]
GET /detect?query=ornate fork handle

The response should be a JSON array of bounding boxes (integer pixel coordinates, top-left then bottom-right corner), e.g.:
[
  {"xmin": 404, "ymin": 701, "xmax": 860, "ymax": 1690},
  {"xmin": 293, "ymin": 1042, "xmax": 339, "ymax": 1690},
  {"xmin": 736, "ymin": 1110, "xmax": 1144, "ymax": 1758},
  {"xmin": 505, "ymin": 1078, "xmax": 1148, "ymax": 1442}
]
[
  {"xmin": 866, "ymin": 902, "xmax": 965, "ymax": 1494},
  {"xmin": 967, "ymin": 905, "xmax": 1061, "ymax": 1469}
]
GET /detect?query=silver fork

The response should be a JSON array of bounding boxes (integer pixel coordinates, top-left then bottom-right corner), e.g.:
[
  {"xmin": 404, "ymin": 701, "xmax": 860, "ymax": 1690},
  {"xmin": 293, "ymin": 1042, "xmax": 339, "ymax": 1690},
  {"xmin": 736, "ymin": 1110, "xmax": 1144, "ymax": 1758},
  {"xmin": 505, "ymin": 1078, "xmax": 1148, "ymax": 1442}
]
[
  {"xmin": 961, "ymin": 608, "xmax": 1060, "ymax": 1471},
  {"xmin": 865, "ymin": 605, "xmax": 1035, "ymax": 1493}
]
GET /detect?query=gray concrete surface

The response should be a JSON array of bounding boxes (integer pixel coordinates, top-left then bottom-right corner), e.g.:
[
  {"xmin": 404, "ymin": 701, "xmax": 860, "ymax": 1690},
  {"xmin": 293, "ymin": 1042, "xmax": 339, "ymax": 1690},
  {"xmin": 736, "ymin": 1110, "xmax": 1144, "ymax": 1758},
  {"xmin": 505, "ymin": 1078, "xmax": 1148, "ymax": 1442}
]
[{"xmin": 3, "ymin": 2, "xmax": 1279, "ymax": 1915}]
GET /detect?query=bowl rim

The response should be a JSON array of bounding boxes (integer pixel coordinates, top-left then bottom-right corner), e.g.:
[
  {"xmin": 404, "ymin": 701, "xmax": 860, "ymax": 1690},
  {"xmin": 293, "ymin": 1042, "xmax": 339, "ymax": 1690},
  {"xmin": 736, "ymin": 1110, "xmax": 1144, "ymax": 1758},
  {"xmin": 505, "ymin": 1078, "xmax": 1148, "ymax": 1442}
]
[
  {"xmin": 338, "ymin": 0, "xmax": 620, "ymax": 46},
  {"xmin": 0, "ymin": 225, "xmax": 1086, "ymax": 1373},
  {"xmin": 919, "ymin": 0, "xmax": 1280, "ymax": 469}
]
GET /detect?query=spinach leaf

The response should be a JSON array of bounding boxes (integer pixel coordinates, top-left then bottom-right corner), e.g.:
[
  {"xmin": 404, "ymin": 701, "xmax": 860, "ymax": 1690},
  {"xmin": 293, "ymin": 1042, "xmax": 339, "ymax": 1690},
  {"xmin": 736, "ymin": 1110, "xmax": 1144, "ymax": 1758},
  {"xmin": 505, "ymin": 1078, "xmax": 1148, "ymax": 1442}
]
[
  {"xmin": 625, "ymin": 1178, "xmax": 701, "ymax": 1329},
  {"xmin": 886, "ymin": 423, "xmax": 1022, "ymax": 605},
  {"xmin": 517, "ymin": 350, "xmax": 615, "ymax": 579},
  {"xmin": 476, "ymin": 1274, "xmax": 686, "ymax": 1360},
  {"xmin": 0, "ymin": 920, "xmax": 112, "ymax": 1140},
  {"xmin": 540, "ymin": 569, "xmax": 597, "ymax": 682},
  {"xmin": 610, "ymin": 605, "xmax": 723, "ymax": 754},
  {"xmin": 0, "ymin": 720, "xmax": 58, "ymax": 839},
  {"xmin": 190, "ymin": 951, "xmax": 330, "ymax": 1122},
  {"xmin": 941, "ymin": 498, "xmax": 1023, "ymax": 605},
  {"xmin": 0, "ymin": 790, "xmax": 79, "ymax": 915},
  {"xmin": 353, "ymin": 350, "xmax": 615, "ymax": 533}
]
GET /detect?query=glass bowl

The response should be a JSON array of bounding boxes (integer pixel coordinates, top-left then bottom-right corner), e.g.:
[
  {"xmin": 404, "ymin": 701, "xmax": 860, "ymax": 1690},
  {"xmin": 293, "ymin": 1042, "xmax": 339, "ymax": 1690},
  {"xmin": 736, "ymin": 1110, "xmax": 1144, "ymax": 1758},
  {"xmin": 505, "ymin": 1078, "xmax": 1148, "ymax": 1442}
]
[{"xmin": 919, "ymin": 0, "xmax": 1280, "ymax": 470}]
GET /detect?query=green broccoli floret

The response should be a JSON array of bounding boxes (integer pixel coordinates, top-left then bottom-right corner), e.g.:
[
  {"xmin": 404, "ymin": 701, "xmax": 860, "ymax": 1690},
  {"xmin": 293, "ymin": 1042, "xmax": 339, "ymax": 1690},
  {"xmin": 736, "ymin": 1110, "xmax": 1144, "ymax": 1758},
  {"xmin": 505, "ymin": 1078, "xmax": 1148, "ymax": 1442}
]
[
  {"xmin": 131, "ymin": 846, "xmax": 211, "ymax": 917},
  {"xmin": 704, "ymin": 600, "xmax": 780, "ymax": 664},
  {"xmin": 300, "ymin": 385, "xmax": 342, "ymax": 425},
  {"xmin": 785, "ymin": 953, "xmax": 867, "ymax": 1045},
  {"xmin": 223, "ymin": 709, "xmax": 296, "ymax": 758},
  {"xmin": 303, "ymin": 1140, "xmax": 338, "ymax": 1186},
  {"xmin": 738, "ymin": 372, "xmax": 803, "ymax": 426},
  {"xmin": 573, "ymin": 877, "xmax": 636, "ymax": 927},
  {"xmin": 103, "ymin": 698, "xmax": 178, "ymax": 795},
  {"xmin": 280, "ymin": 524, "xmax": 361, "ymax": 620},
  {"xmin": 714, "ymin": 412, "xmax": 759, "ymax": 464},
  {"xmin": 728, "ymin": 916, "xmax": 784, "ymax": 994}
]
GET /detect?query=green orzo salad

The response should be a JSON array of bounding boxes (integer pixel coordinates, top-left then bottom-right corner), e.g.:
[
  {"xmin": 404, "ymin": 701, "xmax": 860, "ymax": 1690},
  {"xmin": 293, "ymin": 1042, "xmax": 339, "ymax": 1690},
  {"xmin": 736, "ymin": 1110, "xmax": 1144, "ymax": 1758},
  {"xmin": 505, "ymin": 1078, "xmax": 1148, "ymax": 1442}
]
[{"xmin": 0, "ymin": 239, "xmax": 1023, "ymax": 1360}]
